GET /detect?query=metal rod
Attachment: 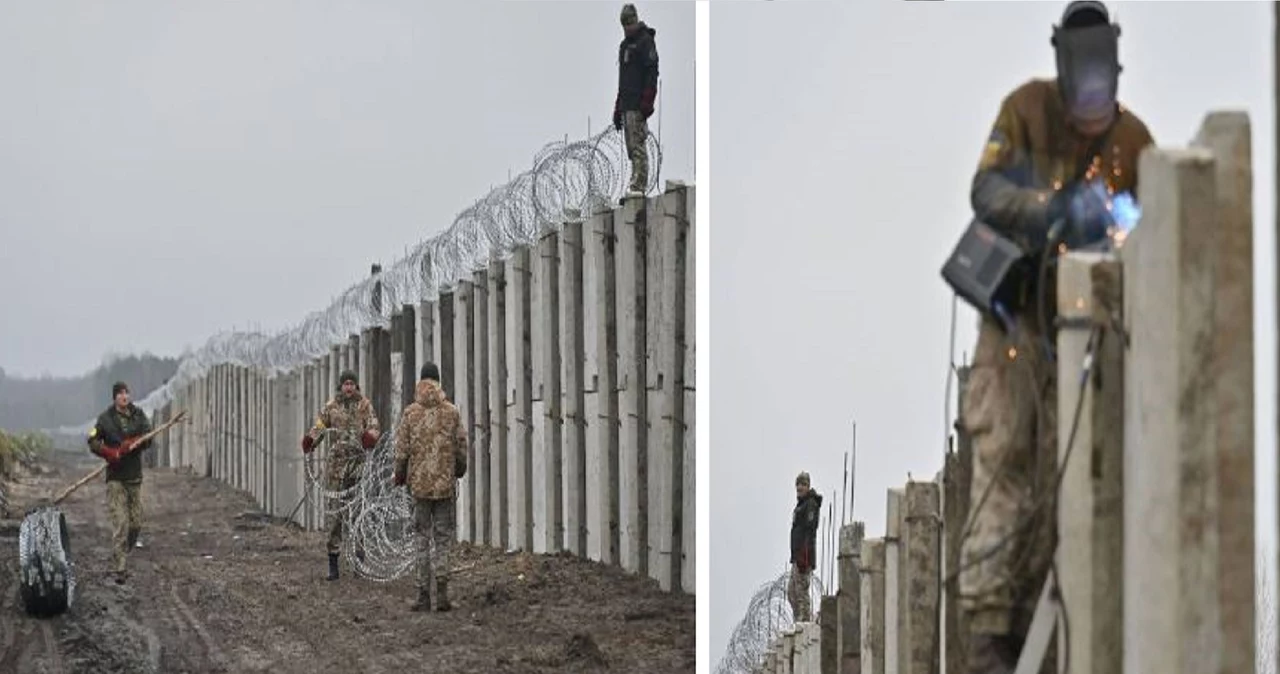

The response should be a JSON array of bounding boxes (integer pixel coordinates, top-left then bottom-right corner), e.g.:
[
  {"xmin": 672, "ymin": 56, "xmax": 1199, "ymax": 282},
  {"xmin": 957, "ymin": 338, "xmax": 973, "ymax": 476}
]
[
  {"xmin": 841, "ymin": 452, "xmax": 849, "ymax": 526},
  {"xmin": 850, "ymin": 421, "xmax": 858, "ymax": 522}
]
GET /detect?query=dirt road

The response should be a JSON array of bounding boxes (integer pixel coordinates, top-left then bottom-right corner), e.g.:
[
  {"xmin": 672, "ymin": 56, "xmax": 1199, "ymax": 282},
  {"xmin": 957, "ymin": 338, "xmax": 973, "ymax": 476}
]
[{"xmin": 0, "ymin": 451, "xmax": 694, "ymax": 674}]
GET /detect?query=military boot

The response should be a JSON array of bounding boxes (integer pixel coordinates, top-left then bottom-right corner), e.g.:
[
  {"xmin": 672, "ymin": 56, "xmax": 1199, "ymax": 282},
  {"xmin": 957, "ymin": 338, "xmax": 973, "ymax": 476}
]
[
  {"xmin": 435, "ymin": 578, "xmax": 451, "ymax": 612},
  {"xmin": 327, "ymin": 553, "xmax": 340, "ymax": 581},
  {"xmin": 410, "ymin": 587, "xmax": 431, "ymax": 612},
  {"xmin": 967, "ymin": 633, "xmax": 1018, "ymax": 674}
]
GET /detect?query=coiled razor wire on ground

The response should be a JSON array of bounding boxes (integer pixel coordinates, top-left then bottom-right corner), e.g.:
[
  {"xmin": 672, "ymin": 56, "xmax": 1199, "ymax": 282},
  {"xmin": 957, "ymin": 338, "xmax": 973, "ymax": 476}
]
[
  {"xmin": 715, "ymin": 570, "xmax": 827, "ymax": 674},
  {"xmin": 48, "ymin": 126, "xmax": 662, "ymax": 585}
]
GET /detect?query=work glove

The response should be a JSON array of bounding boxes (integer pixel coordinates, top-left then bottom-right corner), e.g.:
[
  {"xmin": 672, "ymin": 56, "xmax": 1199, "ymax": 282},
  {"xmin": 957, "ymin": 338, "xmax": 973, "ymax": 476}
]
[
  {"xmin": 361, "ymin": 430, "xmax": 379, "ymax": 450},
  {"xmin": 393, "ymin": 470, "xmax": 407, "ymax": 487},
  {"xmin": 301, "ymin": 435, "xmax": 315, "ymax": 454},
  {"xmin": 1048, "ymin": 181, "xmax": 1114, "ymax": 250},
  {"xmin": 100, "ymin": 446, "xmax": 123, "ymax": 464},
  {"xmin": 640, "ymin": 87, "xmax": 656, "ymax": 119},
  {"xmin": 99, "ymin": 429, "xmax": 123, "ymax": 447}
]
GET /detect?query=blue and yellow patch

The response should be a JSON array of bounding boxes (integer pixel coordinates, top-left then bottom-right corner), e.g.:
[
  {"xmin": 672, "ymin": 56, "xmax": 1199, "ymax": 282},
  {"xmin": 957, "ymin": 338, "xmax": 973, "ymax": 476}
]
[{"xmin": 980, "ymin": 129, "xmax": 1007, "ymax": 170}]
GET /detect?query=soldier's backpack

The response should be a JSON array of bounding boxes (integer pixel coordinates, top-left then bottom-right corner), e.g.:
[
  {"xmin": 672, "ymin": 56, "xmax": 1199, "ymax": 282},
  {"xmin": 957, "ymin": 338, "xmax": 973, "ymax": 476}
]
[{"xmin": 18, "ymin": 505, "xmax": 76, "ymax": 616}]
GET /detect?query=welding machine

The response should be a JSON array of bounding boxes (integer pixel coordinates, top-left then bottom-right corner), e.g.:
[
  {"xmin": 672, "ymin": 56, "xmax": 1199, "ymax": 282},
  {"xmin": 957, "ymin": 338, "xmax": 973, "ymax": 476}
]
[{"xmin": 940, "ymin": 218, "xmax": 1038, "ymax": 329}]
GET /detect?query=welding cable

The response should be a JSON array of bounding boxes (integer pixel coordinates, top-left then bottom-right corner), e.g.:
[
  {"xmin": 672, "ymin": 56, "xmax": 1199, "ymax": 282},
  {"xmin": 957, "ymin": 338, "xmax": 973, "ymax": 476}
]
[{"xmin": 946, "ymin": 324, "xmax": 1100, "ymax": 585}]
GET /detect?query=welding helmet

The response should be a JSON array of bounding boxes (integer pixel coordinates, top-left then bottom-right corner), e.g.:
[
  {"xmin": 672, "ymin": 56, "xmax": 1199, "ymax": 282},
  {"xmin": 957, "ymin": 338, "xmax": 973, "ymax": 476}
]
[{"xmin": 1052, "ymin": 1, "xmax": 1121, "ymax": 134}]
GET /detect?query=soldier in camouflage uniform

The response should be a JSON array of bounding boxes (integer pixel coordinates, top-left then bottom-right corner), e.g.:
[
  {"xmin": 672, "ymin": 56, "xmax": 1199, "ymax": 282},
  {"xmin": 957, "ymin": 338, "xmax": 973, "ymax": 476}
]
[
  {"xmin": 301, "ymin": 370, "xmax": 380, "ymax": 580},
  {"xmin": 957, "ymin": 3, "xmax": 1153, "ymax": 670},
  {"xmin": 612, "ymin": 3, "xmax": 659, "ymax": 200},
  {"xmin": 86, "ymin": 382, "xmax": 154, "ymax": 584},
  {"xmin": 393, "ymin": 362, "xmax": 467, "ymax": 612},
  {"xmin": 787, "ymin": 472, "xmax": 821, "ymax": 623}
]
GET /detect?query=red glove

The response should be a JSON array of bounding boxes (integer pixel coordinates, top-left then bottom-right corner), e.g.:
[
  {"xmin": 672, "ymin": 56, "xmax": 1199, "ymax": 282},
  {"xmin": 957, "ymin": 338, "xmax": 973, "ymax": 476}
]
[
  {"xmin": 393, "ymin": 470, "xmax": 406, "ymax": 486},
  {"xmin": 361, "ymin": 430, "xmax": 379, "ymax": 450},
  {"xmin": 640, "ymin": 87, "xmax": 656, "ymax": 118},
  {"xmin": 120, "ymin": 438, "xmax": 136, "ymax": 453},
  {"xmin": 301, "ymin": 435, "xmax": 315, "ymax": 454},
  {"xmin": 100, "ymin": 446, "xmax": 123, "ymax": 464}
]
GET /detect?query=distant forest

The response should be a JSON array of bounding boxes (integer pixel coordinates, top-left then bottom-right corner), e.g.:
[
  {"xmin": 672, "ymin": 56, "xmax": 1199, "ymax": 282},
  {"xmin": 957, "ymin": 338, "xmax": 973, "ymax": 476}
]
[{"xmin": 0, "ymin": 353, "xmax": 181, "ymax": 431}]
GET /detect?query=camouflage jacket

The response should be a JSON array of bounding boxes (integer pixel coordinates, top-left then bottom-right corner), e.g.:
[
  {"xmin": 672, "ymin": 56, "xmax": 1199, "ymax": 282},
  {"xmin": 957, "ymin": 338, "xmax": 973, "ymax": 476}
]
[
  {"xmin": 306, "ymin": 391, "xmax": 379, "ymax": 480},
  {"xmin": 972, "ymin": 78, "xmax": 1154, "ymax": 250},
  {"xmin": 393, "ymin": 379, "xmax": 467, "ymax": 501}
]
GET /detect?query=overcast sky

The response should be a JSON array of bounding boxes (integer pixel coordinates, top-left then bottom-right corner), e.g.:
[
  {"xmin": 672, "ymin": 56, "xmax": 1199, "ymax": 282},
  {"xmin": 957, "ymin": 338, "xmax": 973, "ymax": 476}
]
[
  {"xmin": 710, "ymin": 0, "xmax": 1275, "ymax": 664},
  {"xmin": 0, "ymin": 1, "xmax": 693, "ymax": 379}
]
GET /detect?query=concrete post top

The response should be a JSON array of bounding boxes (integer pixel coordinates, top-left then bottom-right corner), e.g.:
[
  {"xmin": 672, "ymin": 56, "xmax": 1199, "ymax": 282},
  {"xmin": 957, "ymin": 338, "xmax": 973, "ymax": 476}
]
[
  {"xmin": 886, "ymin": 488, "xmax": 905, "ymax": 539},
  {"xmin": 839, "ymin": 522, "xmax": 865, "ymax": 556},
  {"xmin": 1056, "ymin": 251, "xmax": 1121, "ymax": 323}
]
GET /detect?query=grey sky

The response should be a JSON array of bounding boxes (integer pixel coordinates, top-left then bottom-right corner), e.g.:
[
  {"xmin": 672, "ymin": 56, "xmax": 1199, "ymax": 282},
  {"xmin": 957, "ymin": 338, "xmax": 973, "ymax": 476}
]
[
  {"xmin": 710, "ymin": 0, "xmax": 1274, "ymax": 664},
  {"xmin": 0, "ymin": 1, "xmax": 693, "ymax": 379}
]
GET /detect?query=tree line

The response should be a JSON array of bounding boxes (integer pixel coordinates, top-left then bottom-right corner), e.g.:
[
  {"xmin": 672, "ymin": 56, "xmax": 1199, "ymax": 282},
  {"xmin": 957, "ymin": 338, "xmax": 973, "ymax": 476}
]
[{"xmin": 0, "ymin": 353, "xmax": 180, "ymax": 431}]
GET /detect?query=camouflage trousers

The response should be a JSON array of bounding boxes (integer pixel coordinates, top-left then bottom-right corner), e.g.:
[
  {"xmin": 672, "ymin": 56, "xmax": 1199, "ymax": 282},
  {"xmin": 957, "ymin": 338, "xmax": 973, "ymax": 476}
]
[
  {"xmin": 325, "ymin": 473, "xmax": 359, "ymax": 555},
  {"xmin": 623, "ymin": 110, "xmax": 649, "ymax": 194},
  {"xmin": 787, "ymin": 564, "xmax": 812, "ymax": 622},
  {"xmin": 413, "ymin": 497, "xmax": 456, "ymax": 590},
  {"xmin": 958, "ymin": 315, "xmax": 1058, "ymax": 638},
  {"xmin": 107, "ymin": 480, "xmax": 143, "ymax": 573}
]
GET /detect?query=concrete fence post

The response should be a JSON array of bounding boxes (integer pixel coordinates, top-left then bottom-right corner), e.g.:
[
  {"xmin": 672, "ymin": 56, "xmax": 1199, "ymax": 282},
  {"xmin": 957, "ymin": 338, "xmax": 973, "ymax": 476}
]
[
  {"xmin": 681, "ymin": 185, "xmax": 696, "ymax": 593},
  {"xmin": 646, "ymin": 184, "xmax": 689, "ymax": 591},
  {"xmin": 859, "ymin": 538, "xmax": 886, "ymax": 674},
  {"xmin": 821, "ymin": 595, "xmax": 840, "ymax": 674},
  {"xmin": 453, "ymin": 282, "xmax": 480, "ymax": 544},
  {"xmin": 585, "ymin": 206, "xmax": 620, "ymax": 565},
  {"xmin": 390, "ymin": 312, "xmax": 405, "ymax": 425},
  {"xmin": 838, "ymin": 523, "xmax": 864, "ymax": 674},
  {"xmin": 400, "ymin": 303, "xmax": 417, "ymax": 412},
  {"xmin": 901, "ymin": 481, "xmax": 940, "ymax": 674},
  {"xmin": 486, "ymin": 261, "xmax": 510, "ymax": 550},
  {"xmin": 560, "ymin": 218, "xmax": 588, "ymax": 557},
  {"xmin": 1191, "ymin": 111, "xmax": 1256, "ymax": 673},
  {"xmin": 884, "ymin": 489, "xmax": 904, "ymax": 674},
  {"xmin": 507, "ymin": 245, "xmax": 534, "ymax": 552},
  {"xmin": 1055, "ymin": 251, "xmax": 1124, "ymax": 674},
  {"xmin": 1122, "ymin": 142, "xmax": 1238, "ymax": 673},
  {"xmin": 533, "ymin": 228, "xmax": 564, "ymax": 554},
  {"xmin": 616, "ymin": 197, "xmax": 649, "ymax": 576}
]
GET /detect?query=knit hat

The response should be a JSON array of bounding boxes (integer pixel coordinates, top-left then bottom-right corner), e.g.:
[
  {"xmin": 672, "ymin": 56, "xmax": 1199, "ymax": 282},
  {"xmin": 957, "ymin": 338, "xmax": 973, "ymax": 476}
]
[
  {"xmin": 339, "ymin": 370, "xmax": 358, "ymax": 386},
  {"xmin": 620, "ymin": 3, "xmax": 638, "ymax": 26},
  {"xmin": 112, "ymin": 381, "xmax": 129, "ymax": 398},
  {"xmin": 796, "ymin": 472, "xmax": 811, "ymax": 487},
  {"xmin": 420, "ymin": 362, "xmax": 441, "ymax": 383}
]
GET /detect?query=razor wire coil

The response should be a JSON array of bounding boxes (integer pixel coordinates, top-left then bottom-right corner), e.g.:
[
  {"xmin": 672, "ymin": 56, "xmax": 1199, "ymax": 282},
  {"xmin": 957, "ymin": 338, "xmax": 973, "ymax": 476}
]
[{"xmin": 715, "ymin": 569, "xmax": 827, "ymax": 674}]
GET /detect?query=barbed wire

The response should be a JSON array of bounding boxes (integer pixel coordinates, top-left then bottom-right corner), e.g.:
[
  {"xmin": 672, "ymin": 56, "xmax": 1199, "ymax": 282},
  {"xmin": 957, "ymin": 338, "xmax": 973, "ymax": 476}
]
[
  {"xmin": 715, "ymin": 569, "xmax": 827, "ymax": 674},
  {"xmin": 46, "ymin": 127, "xmax": 661, "ymax": 436}
]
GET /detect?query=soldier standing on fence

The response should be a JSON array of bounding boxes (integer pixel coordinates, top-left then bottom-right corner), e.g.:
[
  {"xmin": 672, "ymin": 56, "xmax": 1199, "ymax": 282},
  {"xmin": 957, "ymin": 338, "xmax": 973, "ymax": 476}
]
[
  {"xmin": 787, "ymin": 471, "xmax": 822, "ymax": 623},
  {"xmin": 301, "ymin": 370, "xmax": 380, "ymax": 581},
  {"xmin": 393, "ymin": 362, "xmax": 468, "ymax": 612},
  {"xmin": 86, "ymin": 381, "xmax": 154, "ymax": 584},
  {"xmin": 613, "ymin": 2, "xmax": 658, "ymax": 201},
  {"xmin": 956, "ymin": 2, "xmax": 1153, "ymax": 670}
]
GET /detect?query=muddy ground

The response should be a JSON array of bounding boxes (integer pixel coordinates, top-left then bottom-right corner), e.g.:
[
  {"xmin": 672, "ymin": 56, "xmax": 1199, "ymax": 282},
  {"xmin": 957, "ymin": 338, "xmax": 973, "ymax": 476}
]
[{"xmin": 0, "ymin": 450, "xmax": 694, "ymax": 674}]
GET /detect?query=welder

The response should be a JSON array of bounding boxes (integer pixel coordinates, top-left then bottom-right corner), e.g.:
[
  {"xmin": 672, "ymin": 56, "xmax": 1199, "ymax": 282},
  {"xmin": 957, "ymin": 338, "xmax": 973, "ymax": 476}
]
[{"xmin": 956, "ymin": 2, "xmax": 1154, "ymax": 671}]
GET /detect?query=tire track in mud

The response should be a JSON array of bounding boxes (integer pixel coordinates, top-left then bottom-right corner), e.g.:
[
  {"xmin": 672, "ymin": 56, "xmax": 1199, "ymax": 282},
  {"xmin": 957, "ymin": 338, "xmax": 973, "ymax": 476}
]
[{"xmin": 39, "ymin": 621, "xmax": 67, "ymax": 674}]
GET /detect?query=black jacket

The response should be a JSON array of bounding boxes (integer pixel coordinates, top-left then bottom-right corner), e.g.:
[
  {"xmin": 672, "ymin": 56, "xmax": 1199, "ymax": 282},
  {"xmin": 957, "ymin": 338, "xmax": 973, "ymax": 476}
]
[
  {"xmin": 790, "ymin": 490, "xmax": 823, "ymax": 569},
  {"xmin": 616, "ymin": 23, "xmax": 659, "ymax": 111},
  {"xmin": 87, "ymin": 403, "xmax": 153, "ymax": 482}
]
